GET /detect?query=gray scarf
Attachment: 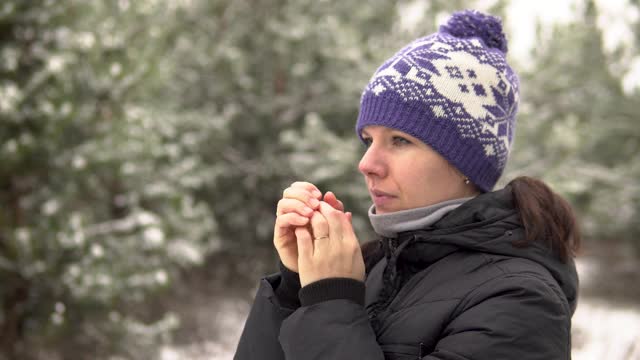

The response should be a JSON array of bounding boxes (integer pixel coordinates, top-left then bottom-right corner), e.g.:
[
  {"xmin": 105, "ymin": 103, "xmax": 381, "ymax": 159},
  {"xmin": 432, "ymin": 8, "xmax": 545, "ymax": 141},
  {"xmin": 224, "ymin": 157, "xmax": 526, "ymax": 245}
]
[{"xmin": 368, "ymin": 196, "xmax": 474, "ymax": 238}]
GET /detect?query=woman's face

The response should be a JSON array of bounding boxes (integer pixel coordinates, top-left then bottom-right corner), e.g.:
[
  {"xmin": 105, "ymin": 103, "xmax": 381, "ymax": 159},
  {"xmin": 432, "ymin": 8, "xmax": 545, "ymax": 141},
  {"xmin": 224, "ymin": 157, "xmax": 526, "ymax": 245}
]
[{"xmin": 358, "ymin": 125, "xmax": 476, "ymax": 214}]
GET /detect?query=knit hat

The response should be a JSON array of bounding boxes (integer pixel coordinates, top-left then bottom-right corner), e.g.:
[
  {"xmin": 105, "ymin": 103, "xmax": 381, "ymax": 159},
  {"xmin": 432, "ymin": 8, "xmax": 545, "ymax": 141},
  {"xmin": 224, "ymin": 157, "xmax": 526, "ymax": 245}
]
[{"xmin": 356, "ymin": 10, "xmax": 519, "ymax": 192}]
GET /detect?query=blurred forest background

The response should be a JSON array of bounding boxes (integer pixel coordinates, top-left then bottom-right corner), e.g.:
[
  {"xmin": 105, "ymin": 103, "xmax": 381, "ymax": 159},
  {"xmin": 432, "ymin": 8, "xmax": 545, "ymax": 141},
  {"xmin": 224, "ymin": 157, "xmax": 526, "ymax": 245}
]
[{"xmin": 1, "ymin": 0, "xmax": 639, "ymax": 359}]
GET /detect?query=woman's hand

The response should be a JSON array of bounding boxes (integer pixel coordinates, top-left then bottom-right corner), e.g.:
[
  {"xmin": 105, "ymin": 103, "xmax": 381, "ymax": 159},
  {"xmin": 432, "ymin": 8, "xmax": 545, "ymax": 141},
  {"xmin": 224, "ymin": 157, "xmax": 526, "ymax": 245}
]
[
  {"xmin": 274, "ymin": 182, "xmax": 345, "ymax": 273},
  {"xmin": 295, "ymin": 202, "xmax": 365, "ymax": 287}
]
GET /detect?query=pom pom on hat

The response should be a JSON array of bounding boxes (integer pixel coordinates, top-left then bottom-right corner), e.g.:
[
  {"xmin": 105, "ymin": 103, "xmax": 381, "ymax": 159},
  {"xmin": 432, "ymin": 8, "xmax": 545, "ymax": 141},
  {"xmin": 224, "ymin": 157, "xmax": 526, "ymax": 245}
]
[{"xmin": 439, "ymin": 9, "xmax": 508, "ymax": 53}]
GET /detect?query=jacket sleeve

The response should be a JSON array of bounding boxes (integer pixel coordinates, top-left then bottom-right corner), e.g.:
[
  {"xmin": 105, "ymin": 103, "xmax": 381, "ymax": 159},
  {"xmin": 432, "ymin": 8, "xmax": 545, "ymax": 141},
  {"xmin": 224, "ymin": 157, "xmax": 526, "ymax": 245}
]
[
  {"xmin": 233, "ymin": 262, "xmax": 302, "ymax": 360},
  {"xmin": 278, "ymin": 277, "xmax": 386, "ymax": 360},
  {"xmin": 424, "ymin": 274, "xmax": 572, "ymax": 360}
]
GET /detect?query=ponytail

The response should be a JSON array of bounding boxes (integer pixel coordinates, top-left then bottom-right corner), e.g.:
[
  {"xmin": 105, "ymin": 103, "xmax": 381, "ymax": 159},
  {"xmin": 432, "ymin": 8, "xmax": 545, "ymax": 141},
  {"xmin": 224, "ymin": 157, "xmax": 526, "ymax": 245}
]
[{"xmin": 508, "ymin": 176, "xmax": 581, "ymax": 262}]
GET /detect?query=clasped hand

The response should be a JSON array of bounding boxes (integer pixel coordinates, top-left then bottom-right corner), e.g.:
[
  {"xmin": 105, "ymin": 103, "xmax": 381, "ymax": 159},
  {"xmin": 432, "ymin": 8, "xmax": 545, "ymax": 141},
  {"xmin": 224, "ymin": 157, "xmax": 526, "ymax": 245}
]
[{"xmin": 274, "ymin": 182, "xmax": 365, "ymax": 287}]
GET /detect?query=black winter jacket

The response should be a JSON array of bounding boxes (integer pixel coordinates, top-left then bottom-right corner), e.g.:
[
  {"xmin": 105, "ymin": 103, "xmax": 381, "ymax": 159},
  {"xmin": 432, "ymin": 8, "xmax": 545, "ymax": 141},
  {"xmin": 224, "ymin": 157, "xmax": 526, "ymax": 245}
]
[{"xmin": 234, "ymin": 187, "xmax": 579, "ymax": 360}]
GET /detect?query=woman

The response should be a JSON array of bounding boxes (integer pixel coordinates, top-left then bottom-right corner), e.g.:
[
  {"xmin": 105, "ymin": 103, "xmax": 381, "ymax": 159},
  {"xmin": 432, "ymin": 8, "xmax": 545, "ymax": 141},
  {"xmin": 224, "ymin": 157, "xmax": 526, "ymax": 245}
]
[{"xmin": 235, "ymin": 10, "xmax": 580, "ymax": 360}]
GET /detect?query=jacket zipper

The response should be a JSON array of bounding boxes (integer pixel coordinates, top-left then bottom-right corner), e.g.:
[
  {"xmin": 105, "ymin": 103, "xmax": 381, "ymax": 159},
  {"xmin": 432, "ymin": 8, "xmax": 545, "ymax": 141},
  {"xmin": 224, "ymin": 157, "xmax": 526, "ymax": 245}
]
[{"xmin": 418, "ymin": 342, "xmax": 426, "ymax": 359}]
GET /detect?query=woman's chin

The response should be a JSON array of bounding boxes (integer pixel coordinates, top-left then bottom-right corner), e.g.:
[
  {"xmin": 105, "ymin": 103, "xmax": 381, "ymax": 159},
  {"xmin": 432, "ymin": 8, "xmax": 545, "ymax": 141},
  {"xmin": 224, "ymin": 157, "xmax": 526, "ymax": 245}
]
[{"xmin": 373, "ymin": 196, "xmax": 401, "ymax": 214}]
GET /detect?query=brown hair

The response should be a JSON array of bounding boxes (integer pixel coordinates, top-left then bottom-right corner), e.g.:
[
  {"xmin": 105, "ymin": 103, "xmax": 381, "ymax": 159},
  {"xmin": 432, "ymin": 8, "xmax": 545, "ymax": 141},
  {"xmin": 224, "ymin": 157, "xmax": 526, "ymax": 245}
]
[{"xmin": 508, "ymin": 176, "xmax": 581, "ymax": 262}]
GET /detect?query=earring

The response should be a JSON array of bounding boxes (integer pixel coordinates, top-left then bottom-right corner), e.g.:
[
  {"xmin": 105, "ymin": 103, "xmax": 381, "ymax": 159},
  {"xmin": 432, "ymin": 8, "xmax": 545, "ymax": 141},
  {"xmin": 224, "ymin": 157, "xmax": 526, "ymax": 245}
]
[{"xmin": 463, "ymin": 177, "xmax": 470, "ymax": 185}]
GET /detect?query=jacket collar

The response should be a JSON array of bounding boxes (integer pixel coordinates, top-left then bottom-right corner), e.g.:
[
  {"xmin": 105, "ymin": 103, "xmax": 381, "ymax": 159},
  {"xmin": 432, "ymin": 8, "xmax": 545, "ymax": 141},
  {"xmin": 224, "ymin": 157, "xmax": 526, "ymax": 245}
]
[{"xmin": 382, "ymin": 186, "xmax": 579, "ymax": 312}]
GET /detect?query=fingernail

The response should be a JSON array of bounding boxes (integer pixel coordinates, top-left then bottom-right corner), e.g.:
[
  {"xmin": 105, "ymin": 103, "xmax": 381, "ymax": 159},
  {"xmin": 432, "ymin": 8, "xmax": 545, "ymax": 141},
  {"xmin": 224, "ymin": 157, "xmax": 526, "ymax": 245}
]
[
  {"xmin": 304, "ymin": 207, "xmax": 313, "ymax": 214},
  {"xmin": 313, "ymin": 190, "xmax": 322, "ymax": 198},
  {"xmin": 310, "ymin": 198, "xmax": 320, "ymax": 207}
]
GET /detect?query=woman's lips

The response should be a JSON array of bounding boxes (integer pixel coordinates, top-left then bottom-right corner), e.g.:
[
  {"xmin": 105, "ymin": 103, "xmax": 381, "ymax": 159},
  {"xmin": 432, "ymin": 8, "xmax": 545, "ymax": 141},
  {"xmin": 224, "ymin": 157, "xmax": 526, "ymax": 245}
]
[{"xmin": 370, "ymin": 189, "xmax": 396, "ymax": 207}]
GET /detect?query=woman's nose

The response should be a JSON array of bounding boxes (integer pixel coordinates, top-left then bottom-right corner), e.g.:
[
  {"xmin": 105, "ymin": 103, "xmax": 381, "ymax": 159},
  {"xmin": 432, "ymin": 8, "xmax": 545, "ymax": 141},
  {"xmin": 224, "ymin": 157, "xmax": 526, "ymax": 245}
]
[{"xmin": 358, "ymin": 146, "xmax": 386, "ymax": 178}]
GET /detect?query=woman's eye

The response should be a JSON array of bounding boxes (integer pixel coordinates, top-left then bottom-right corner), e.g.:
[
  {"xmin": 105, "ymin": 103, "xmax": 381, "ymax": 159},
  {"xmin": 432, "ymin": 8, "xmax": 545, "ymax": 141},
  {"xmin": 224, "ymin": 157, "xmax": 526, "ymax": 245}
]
[
  {"xmin": 362, "ymin": 137, "xmax": 372, "ymax": 148},
  {"xmin": 392, "ymin": 136, "xmax": 411, "ymax": 146}
]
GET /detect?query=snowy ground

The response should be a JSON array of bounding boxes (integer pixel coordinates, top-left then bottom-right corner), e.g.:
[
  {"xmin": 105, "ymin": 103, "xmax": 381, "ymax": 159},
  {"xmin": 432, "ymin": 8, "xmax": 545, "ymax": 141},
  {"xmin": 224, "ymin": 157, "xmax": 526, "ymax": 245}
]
[
  {"xmin": 572, "ymin": 300, "xmax": 640, "ymax": 359},
  {"xmin": 159, "ymin": 298, "xmax": 250, "ymax": 360},
  {"xmin": 160, "ymin": 258, "xmax": 640, "ymax": 360},
  {"xmin": 571, "ymin": 258, "xmax": 640, "ymax": 360}
]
